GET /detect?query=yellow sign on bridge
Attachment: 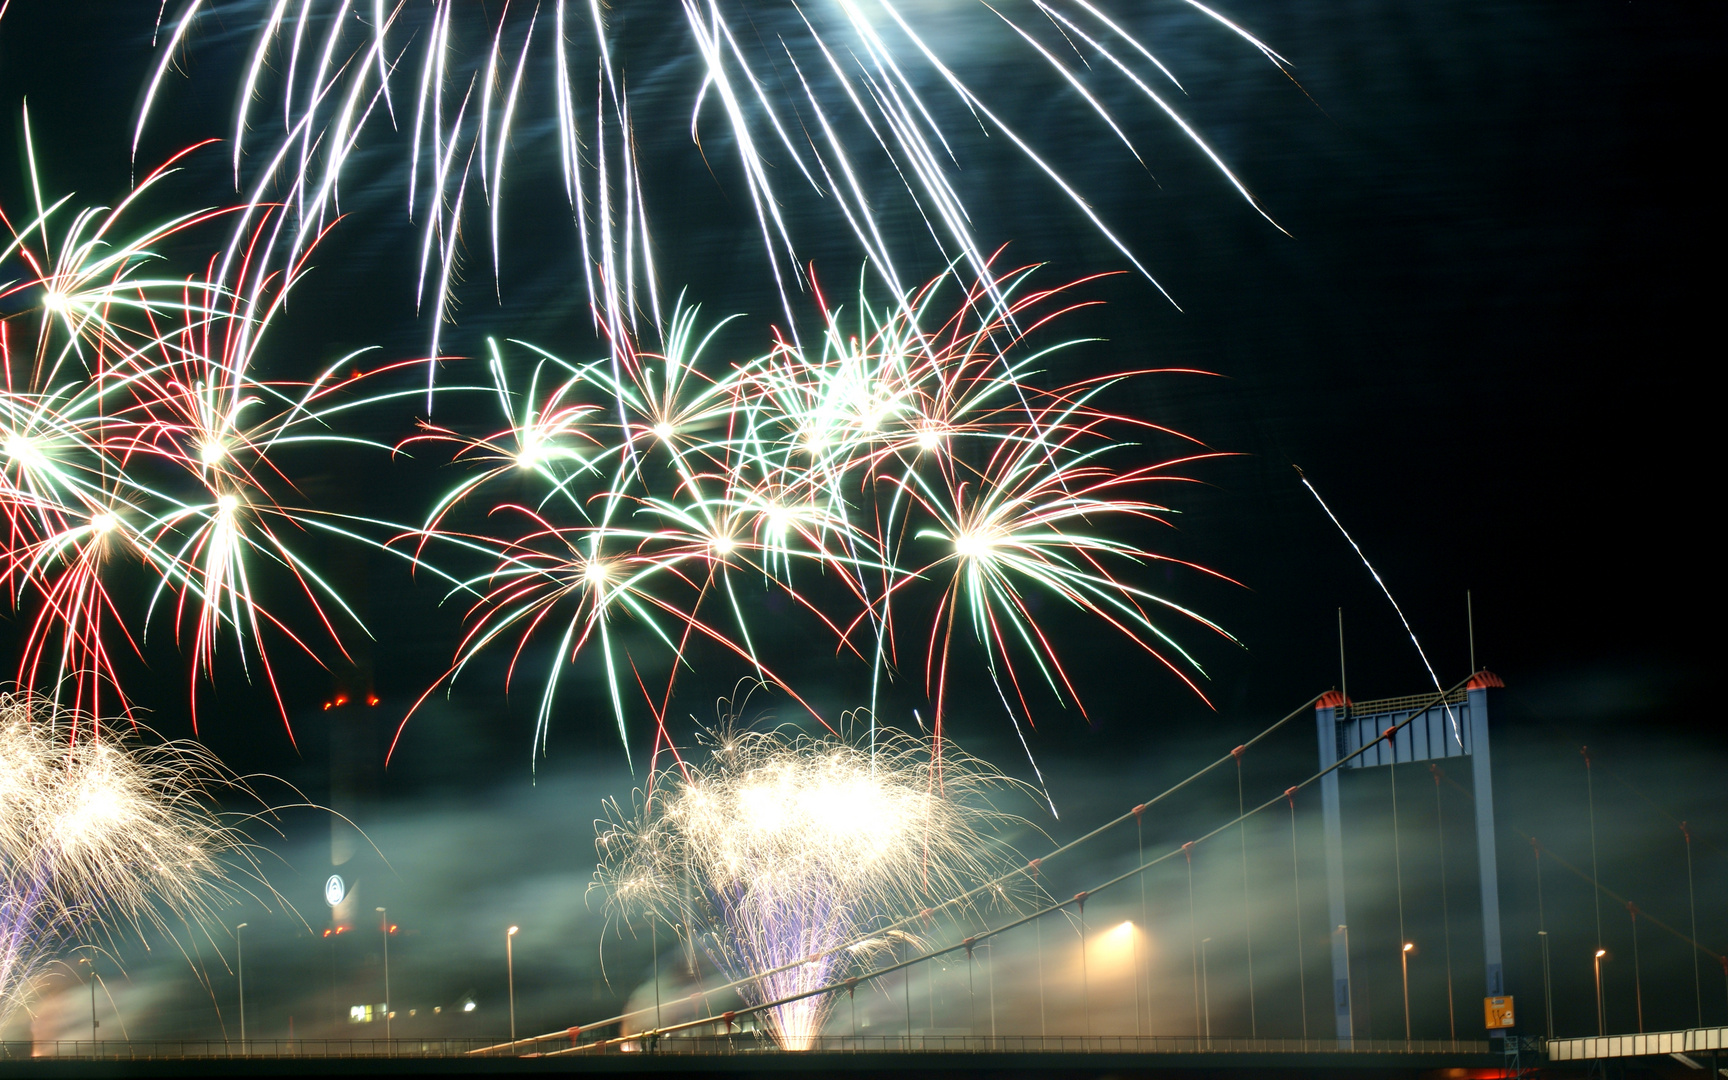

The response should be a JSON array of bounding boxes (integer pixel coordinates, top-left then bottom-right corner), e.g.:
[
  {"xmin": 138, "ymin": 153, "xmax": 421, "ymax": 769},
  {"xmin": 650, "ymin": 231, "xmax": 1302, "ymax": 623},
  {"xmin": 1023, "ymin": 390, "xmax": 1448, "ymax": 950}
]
[{"xmin": 1484, "ymin": 995, "xmax": 1515, "ymax": 1030}]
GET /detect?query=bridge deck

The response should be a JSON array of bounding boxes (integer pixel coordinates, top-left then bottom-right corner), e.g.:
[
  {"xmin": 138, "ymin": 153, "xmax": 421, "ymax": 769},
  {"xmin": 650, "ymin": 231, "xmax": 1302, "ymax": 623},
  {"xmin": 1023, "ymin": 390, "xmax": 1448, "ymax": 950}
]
[
  {"xmin": 1548, "ymin": 1024, "xmax": 1728, "ymax": 1062},
  {"xmin": 0, "ymin": 1046, "xmax": 1514, "ymax": 1080}
]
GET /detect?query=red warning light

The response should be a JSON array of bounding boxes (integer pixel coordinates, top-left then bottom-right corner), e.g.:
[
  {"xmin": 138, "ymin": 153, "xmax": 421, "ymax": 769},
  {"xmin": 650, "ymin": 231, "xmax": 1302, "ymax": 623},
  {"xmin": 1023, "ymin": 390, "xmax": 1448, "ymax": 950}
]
[
  {"xmin": 334, "ymin": 695, "xmax": 348, "ymax": 707},
  {"xmin": 366, "ymin": 695, "xmax": 380, "ymax": 707}
]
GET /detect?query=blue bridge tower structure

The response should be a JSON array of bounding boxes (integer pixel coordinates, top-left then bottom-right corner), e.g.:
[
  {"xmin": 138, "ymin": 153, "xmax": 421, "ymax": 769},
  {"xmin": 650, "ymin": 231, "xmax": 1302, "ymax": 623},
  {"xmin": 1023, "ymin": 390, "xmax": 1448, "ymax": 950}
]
[{"xmin": 1316, "ymin": 671, "xmax": 1507, "ymax": 1041}]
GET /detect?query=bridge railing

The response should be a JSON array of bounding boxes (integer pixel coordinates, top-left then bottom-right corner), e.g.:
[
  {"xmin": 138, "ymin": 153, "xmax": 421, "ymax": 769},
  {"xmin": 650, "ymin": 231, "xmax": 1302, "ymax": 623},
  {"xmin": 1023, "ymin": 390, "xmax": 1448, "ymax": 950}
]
[
  {"xmin": 1546, "ymin": 1026, "xmax": 1727, "ymax": 1062},
  {"xmin": 617, "ymin": 1034, "xmax": 1494, "ymax": 1055},
  {"xmin": 0, "ymin": 1039, "xmax": 498, "ymax": 1060},
  {"xmin": 0, "ymin": 1035, "xmax": 1493, "ymax": 1059}
]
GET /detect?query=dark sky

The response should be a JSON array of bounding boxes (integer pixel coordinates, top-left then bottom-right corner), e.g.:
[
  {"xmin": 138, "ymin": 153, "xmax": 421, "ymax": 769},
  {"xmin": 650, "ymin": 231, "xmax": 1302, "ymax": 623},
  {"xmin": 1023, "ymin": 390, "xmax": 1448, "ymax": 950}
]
[{"xmin": 0, "ymin": 0, "xmax": 1719, "ymax": 1049}]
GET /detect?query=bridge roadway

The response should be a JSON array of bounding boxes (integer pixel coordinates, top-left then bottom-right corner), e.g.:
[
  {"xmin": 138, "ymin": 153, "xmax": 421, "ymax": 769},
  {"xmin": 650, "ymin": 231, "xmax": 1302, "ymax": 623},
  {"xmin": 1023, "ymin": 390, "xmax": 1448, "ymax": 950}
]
[
  {"xmin": 0, "ymin": 1038, "xmax": 1516, "ymax": 1080},
  {"xmin": 1548, "ymin": 1025, "xmax": 1728, "ymax": 1071}
]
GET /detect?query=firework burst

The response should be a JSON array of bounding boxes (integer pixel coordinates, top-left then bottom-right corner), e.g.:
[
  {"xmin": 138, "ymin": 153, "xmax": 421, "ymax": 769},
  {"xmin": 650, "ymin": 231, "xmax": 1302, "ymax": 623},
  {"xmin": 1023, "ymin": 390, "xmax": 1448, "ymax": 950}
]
[
  {"xmin": 403, "ymin": 258, "xmax": 1237, "ymax": 777},
  {"xmin": 595, "ymin": 717, "xmax": 1023, "ymax": 1049},
  {"xmin": 0, "ymin": 692, "xmax": 257, "ymax": 1026},
  {"xmin": 1, "ymin": 125, "xmax": 420, "ymax": 732}
]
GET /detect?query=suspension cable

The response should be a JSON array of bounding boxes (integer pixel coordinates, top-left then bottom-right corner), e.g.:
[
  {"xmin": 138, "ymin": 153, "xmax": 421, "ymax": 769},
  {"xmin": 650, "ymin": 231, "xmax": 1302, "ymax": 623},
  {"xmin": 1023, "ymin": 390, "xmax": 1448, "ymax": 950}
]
[
  {"xmin": 1685, "ymin": 821, "xmax": 1702, "ymax": 1027},
  {"xmin": 1133, "ymin": 805, "xmax": 1147, "ymax": 1037},
  {"xmin": 1285, "ymin": 786, "xmax": 1307, "ymax": 1040},
  {"xmin": 1431, "ymin": 763, "xmax": 1455, "ymax": 1040},
  {"xmin": 1583, "ymin": 746, "xmax": 1603, "ymax": 952},
  {"xmin": 1030, "ymin": 856, "xmax": 1046, "ymax": 1037},
  {"xmin": 1628, "ymin": 901, "xmax": 1644, "ymax": 1033},
  {"xmin": 1533, "ymin": 838, "xmax": 1554, "ymax": 1040},
  {"xmin": 1235, "ymin": 745, "xmax": 1257, "ymax": 1036},
  {"xmin": 1388, "ymin": 725, "xmax": 1409, "ymax": 1040},
  {"xmin": 1185, "ymin": 840, "xmax": 1200, "ymax": 1038},
  {"xmin": 1077, "ymin": 893, "xmax": 1090, "ymax": 1037}
]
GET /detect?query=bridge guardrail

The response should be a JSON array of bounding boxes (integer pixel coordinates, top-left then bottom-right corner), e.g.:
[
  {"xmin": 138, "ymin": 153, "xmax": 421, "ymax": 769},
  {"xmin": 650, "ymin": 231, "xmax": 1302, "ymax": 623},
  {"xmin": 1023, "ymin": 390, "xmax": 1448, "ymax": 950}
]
[{"xmin": 1, "ymin": 1034, "xmax": 1492, "ymax": 1059}]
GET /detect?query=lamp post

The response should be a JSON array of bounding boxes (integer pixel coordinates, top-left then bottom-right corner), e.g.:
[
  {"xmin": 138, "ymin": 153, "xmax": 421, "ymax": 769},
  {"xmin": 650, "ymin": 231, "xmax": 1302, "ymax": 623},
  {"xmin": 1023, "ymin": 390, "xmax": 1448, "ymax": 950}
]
[
  {"xmin": 1400, "ymin": 943, "xmax": 1414, "ymax": 1042},
  {"xmin": 507, "ymin": 926, "xmax": 520, "ymax": 1045},
  {"xmin": 1338, "ymin": 924, "xmax": 1354, "ymax": 1041},
  {"xmin": 77, "ymin": 957, "xmax": 97, "ymax": 1045},
  {"xmin": 1200, "ymin": 938, "xmax": 1212, "ymax": 1039},
  {"xmin": 1538, "ymin": 930, "xmax": 1553, "ymax": 1039},
  {"xmin": 1594, "ymin": 948, "xmax": 1607, "ymax": 1036},
  {"xmin": 236, "ymin": 923, "xmax": 248, "ymax": 1051},
  {"xmin": 375, "ymin": 908, "xmax": 391, "ymax": 1043}
]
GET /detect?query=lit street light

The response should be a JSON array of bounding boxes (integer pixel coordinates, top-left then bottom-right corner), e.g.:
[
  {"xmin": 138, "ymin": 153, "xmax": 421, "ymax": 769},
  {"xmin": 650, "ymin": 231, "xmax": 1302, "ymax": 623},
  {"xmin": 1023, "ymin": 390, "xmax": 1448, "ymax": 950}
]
[
  {"xmin": 236, "ymin": 923, "xmax": 248, "ymax": 1051},
  {"xmin": 1400, "ymin": 942, "xmax": 1414, "ymax": 1042},
  {"xmin": 1594, "ymin": 948, "xmax": 1607, "ymax": 1036},
  {"xmin": 376, "ymin": 907, "xmax": 392, "ymax": 1042},
  {"xmin": 507, "ymin": 926, "xmax": 520, "ymax": 1044}
]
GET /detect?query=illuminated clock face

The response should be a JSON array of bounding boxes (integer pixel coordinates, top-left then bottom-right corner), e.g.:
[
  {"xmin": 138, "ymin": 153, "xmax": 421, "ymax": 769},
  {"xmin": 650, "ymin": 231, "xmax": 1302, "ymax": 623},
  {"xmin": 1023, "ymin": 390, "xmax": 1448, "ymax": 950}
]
[{"xmin": 325, "ymin": 874, "xmax": 346, "ymax": 907}]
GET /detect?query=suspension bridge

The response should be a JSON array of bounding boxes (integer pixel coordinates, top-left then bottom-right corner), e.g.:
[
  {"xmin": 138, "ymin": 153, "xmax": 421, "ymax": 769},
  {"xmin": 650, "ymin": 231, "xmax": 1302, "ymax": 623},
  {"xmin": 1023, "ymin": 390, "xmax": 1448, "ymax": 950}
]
[{"xmin": 469, "ymin": 671, "xmax": 1726, "ymax": 1076}]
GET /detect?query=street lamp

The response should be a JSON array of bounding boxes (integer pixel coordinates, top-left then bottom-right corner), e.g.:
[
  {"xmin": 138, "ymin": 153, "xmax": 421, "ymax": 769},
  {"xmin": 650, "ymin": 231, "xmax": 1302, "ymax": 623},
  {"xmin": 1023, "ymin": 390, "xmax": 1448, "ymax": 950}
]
[
  {"xmin": 1337, "ymin": 924, "xmax": 1354, "ymax": 1041},
  {"xmin": 1594, "ymin": 948, "xmax": 1607, "ymax": 1036},
  {"xmin": 236, "ymin": 923, "xmax": 248, "ymax": 1051},
  {"xmin": 77, "ymin": 957, "xmax": 97, "ymax": 1045},
  {"xmin": 1400, "ymin": 942, "xmax": 1414, "ymax": 1042},
  {"xmin": 507, "ymin": 926, "xmax": 520, "ymax": 1044},
  {"xmin": 376, "ymin": 908, "xmax": 392, "ymax": 1043},
  {"xmin": 1200, "ymin": 938, "xmax": 1212, "ymax": 1039},
  {"xmin": 1538, "ymin": 929, "xmax": 1554, "ymax": 1039}
]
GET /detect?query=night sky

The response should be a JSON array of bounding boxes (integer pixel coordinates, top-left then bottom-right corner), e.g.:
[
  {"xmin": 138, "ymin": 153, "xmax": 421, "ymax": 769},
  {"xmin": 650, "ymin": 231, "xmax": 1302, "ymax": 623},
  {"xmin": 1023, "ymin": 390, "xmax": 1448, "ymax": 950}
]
[{"xmin": 0, "ymin": 0, "xmax": 1720, "ymax": 1051}]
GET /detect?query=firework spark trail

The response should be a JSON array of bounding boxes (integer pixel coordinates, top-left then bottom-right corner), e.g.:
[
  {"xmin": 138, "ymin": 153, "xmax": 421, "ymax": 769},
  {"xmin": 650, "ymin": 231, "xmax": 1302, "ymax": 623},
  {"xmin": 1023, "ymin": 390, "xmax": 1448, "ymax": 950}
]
[
  {"xmin": 0, "ymin": 693, "xmax": 258, "ymax": 1026},
  {"xmin": 1295, "ymin": 466, "xmax": 1462, "ymax": 746},
  {"xmin": 595, "ymin": 720, "xmax": 1023, "ymax": 1049},
  {"xmin": 138, "ymin": 0, "xmax": 1287, "ymax": 386},
  {"xmin": 399, "ymin": 258, "xmax": 1237, "ymax": 793},
  {"xmin": 1, "ymin": 130, "xmax": 429, "ymax": 732}
]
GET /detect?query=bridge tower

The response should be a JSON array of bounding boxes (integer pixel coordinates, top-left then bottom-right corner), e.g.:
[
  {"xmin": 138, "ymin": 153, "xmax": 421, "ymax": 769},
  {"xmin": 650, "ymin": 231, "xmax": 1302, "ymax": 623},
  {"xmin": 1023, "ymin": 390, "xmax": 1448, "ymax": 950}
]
[{"xmin": 1316, "ymin": 671, "xmax": 1507, "ymax": 1041}]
